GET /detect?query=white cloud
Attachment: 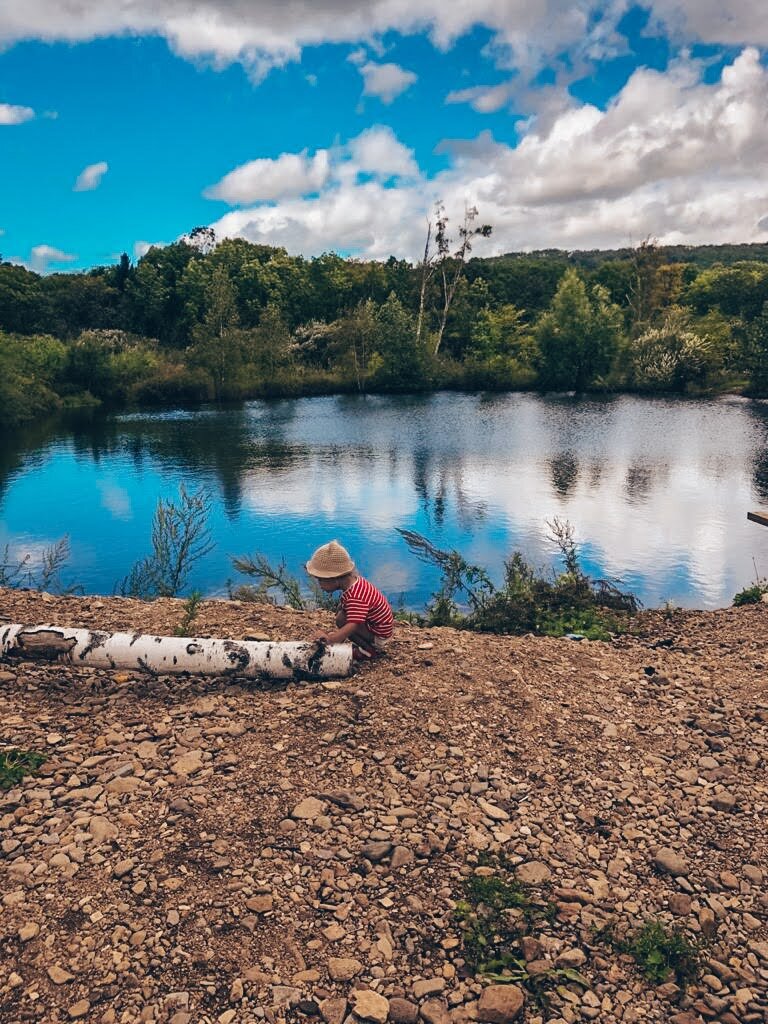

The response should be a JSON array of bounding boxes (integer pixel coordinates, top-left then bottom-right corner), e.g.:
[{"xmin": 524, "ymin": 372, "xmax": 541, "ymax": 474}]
[
  {"xmin": 446, "ymin": 79, "xmax": 516, "ymax": 113},
  {"xmin": 348, "ymin": 126, "xmax": 418, "ymax": 179},
  {"xmin": 358, "ymin": 60, "xmax": 417, "ymax": 103},
  {"xmin": 73, "ymin": 161, "xmax": 109, "ymax": 192},
  {"xmin": 205, "ymin": 150, "xmax": 330, "ymax": 203},
  {"xmin": 28, "ymin": 245, "xmax": 77, "ymax": 273},
  {"xmin": 0, "ymin": 1, "xmax": 765, "ymax": 98},
  {"xmin": 134, "ymin": 240, "xmax": 166, "ymax": 259},
  {"xmin": 206, "ymin": 49, "xmax": 768, "ymax": 258},
  {"xmin": 0, "ymin": 102, "xmax": 35, "ymax": 125}
]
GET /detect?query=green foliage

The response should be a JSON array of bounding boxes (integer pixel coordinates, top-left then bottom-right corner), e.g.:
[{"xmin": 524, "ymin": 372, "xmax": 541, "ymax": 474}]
[
  {"xmin": 684, "ymin": 261, "xmax": 768, "ymax": 321},
  {"xmin": 120, "ymin": 485, "xmax": 214, "ymax": 598},
  {"xmin": 605, "ymin": 919, "xmax": 705, "ymax": 987},
  {"xmin": 733, "ymin": 581, "xmax": 767, "ymax": 606},
  {"xmin": 741, "ymin": 302, "xmax": 768, "ymax": 394},
  {"xmin": 399, "ymin": 519, "xmax": 638, "ymax": 636},
  {"xmin": 536, "ymin": 269, "xmax": 625, "ymax": 390},
  {"xmin": 5, "ymin": 242, "xmax": 768, "ymax": 426},
  {"xmin": 173, "ymin": 590, "xmax": 203, "ymax": 636},
  {"xmin": 0, "ymin": 749, "xmax": 46, "ymax": 790}
]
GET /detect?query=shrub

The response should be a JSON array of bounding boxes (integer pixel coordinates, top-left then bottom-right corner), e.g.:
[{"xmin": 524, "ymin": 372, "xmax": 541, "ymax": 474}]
[
  {"xmin": 399, "ymin": 519, "xmax": 638, "ymax": 637},
  {"xmin": 733, "ymin": 582, "xmax": 767, "ymax": 606},
  {"xmin": 609, "ymin": 919, "xmax": 705, "ymax": 987}
]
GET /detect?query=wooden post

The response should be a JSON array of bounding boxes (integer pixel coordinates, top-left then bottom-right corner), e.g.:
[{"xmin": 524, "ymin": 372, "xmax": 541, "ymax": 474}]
[
  {"xmin": 0, "ymin": 624, "xmax": 353, "ymax": 680},
  {"xmin": 748, "ymin": 511, "xmax": 768, "ymax": 528}
]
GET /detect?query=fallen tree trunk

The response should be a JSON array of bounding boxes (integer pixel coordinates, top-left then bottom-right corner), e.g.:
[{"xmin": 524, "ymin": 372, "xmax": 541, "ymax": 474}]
[{"xmin": 0, "ymin": 623, "xmax": 353, "ymax": 680}]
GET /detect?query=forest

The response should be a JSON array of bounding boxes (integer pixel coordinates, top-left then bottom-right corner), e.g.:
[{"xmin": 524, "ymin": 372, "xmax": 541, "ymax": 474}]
[{"xmin": 2, "ymin": 224, "xmax": 768, "ymax": 428}]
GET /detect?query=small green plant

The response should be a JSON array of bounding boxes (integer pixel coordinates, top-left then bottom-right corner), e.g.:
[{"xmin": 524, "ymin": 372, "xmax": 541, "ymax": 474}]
[
  {"xmin": 231, "ymin": 552, "xmax": 308, "ymax": 608},
  {"xmin": 230, "ymin": 552, "xmax": 337, "ymax": 610},
  {"xmin": 603, "ymin": 919, "xmax": 705, "ymax": 986},
  {"xmin": 454, "ymin": 860, "xmax": 584, "ymax": 1007},
  {"xmin": 0, "ymin": 749, "xmax": 46, "ymax": 790},
  {"xmin": 733, "ymin": 582, "xmax": 767, "ymax": 606},
  {"xmin": 120, "ymin": 484, "xmax": 214, "ymax": 598},
  {"xmin": 174, "ymin": 590, "xmax": 203, "ymax": 636}
]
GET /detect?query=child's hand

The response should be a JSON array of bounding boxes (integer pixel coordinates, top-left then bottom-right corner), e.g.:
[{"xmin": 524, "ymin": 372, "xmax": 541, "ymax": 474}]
[{"xmin": 312, "ymin": 632, "xmax": 330, "ymax": 644}]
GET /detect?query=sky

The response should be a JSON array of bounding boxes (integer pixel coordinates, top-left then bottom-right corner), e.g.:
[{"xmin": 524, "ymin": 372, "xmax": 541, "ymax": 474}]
[{"xmin": 1, "ymin": 1, "xmax": 767, "ymax": 273}]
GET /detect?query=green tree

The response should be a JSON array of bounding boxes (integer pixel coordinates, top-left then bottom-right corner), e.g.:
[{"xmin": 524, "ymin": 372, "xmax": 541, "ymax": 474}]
[
  {"xmin": 536, "ymin": 269, "xmax": 624, "ymax": 390},
  {"xmin": 371, "ymin": 293, "xmax": 426, "ymax": 388},
  {"xmin": 188, "ymin": 266, "xmax": 241, "ymax": 399},
  {"xmin": 742, "ymin": 302, "xmax": 768, "ymax": 394}
]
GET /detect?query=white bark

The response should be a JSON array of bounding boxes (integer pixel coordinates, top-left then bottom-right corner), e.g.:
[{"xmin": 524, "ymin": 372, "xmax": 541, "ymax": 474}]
[{"xmin": 0, "ymin": 623, "xmax": 353, "ymax": 680}]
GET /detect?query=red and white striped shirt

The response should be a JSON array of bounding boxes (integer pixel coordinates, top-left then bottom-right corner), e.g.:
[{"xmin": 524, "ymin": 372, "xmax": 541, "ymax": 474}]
[{"xmin": 341, "ymin": 576, "xmax": 394, "ymax": 639}]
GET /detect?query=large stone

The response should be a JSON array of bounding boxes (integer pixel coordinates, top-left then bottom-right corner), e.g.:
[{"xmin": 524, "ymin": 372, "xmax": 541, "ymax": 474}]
[
  {"xmin": 653, "ymin": 848, "xmax": 688, "ymax": 876},
  {"xmin": 389, "ymin": 998, "xmax": 419, "ymax": 1024},
  {"xmin": 171, "ymin": 751, "xmax": 204, "ymax": 776},
  {"xmin": 68, "ymin": 1000, "xmax": 90, "ymax": 1019},
  {"xmin": 113, "ymin": 858, "xmax": 136, "ymax": 879},
  {"xmin": 48, "ymin": 965, "xmax": 75, "ymax": 985},
  {"xmin": 327, "ymin": 957, "xmax": 363, "ymax": 981},
  {"xmin": 320, "ymin": 997, "xmax": 348, "ymax": 1024},
  {"xmin": 291, "ymin": 797, "xmax": 325, "ymax": 819},
  {"xmin": 89, "ymin": 816, "xmax": 119, "ymax": 845},
  {"xmin": 419, "ymin": 999, "xmax": 450, "ymax": 1024},
  {"xmin": 106, "ymin": 776, "xmax": 141, "ymax": 794},
  {"xmin": 477, "ymin": 985, "xmax": 524, "ymax": 1023},
  {"xmin": 710, "ymin": 791, "xmax": 736, "ymax": 812},
  {"xmin": 361, "ymin": 841, "xmax": 393, "ymax": 863},
  {"xmin": 413, "ymin": 978, "xmax": 445, "ymax": 999},
  {"xmin": 555, "ymin": 948, "xmax": 587, "ymax": 969},
  {"xmin": 18, "ymin": 923, "xmax": 39, "ymax": 942},
  {"xmin": 350, "ymin": 989, "xmax": 389, "ymax": 1024},
  {"xmin": 515, "ymin": 861, "xmax": 551, "ymax": 885}
]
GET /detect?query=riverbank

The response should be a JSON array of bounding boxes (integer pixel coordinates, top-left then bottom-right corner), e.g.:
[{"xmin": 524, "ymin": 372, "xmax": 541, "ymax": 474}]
[{"xmin": 0, "ymin": 589, "xmax": 766, "ymax": 1024}]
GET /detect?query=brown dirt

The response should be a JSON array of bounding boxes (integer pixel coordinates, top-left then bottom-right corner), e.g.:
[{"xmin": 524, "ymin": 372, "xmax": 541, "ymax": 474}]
[{"xmin": 0, "ymin": 589, "xmax": 766, "ymax": 1024}]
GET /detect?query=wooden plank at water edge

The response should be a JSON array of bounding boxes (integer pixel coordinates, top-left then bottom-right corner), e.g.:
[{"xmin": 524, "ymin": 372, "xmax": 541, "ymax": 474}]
[{"xmin": 747, "ymin": 510, "xmax": 768, "ymax": 528}]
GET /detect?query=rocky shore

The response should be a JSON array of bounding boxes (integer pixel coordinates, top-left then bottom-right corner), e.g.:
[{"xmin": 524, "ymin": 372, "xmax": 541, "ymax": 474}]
[{"xmin": 0, "ymin": 589, "xmax": 766, "ymax": 1024}]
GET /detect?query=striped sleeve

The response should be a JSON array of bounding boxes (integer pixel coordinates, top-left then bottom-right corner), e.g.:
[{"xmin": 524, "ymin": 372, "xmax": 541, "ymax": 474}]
[{"xmin": 341, "ymin": 577, "xmax": 395, "ymax": 638}]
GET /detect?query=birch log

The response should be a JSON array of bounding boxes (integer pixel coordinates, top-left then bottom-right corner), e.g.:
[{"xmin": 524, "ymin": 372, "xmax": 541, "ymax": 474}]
[{"xmin": 0, "ymin": 623, "xmax": 353, "ymax": 680}]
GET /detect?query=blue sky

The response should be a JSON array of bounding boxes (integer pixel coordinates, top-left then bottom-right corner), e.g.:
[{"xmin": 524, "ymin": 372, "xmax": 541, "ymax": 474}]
[{"xmin": 1, "ymin": 1, "xmax": 766, "ymax": 271}]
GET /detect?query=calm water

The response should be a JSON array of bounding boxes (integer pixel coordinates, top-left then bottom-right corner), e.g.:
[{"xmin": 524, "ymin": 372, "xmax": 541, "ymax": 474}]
[{"xmin": 3, "ymin": 392, "xmax": 768, "ymax": 610}]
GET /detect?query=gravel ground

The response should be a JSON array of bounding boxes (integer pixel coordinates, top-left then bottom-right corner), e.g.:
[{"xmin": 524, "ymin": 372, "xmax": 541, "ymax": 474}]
[{"xmin": 0, "ymin": 589, "xmax": 766, "ymax": 1024}]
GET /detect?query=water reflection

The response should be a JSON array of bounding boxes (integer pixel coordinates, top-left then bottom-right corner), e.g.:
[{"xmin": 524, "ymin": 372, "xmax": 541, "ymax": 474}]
[{"xmin": 2, "ymin": 392, "xmax": 768, "ymax": 608}]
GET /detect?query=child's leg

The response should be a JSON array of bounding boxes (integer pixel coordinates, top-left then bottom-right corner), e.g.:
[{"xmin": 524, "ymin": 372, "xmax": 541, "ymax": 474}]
[{"xmin": 335, "ymin": 607, "xmax": 347, "ymax": 628}]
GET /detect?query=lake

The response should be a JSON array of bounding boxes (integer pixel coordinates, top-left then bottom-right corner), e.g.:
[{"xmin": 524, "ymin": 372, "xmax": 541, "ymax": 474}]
[{"xmin": 3, "ymin": 391, "xmax": 768, "ymax": 611}]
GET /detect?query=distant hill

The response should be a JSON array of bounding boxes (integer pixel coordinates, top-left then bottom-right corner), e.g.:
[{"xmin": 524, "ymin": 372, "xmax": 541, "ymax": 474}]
[{"xmin": 477, "ymin": 242, "xmax": 768, "ymax": 270}]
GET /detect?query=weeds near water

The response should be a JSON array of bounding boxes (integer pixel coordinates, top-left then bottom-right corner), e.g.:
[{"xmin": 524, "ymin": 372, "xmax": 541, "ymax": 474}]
[
  {"xmin": 0, "ymin": 748, "xmax": 46, "ymax": 790},
  {"xmin": 399, "ymin": 518, "xmax": 639, "ymax": 637},
  {"xmin": 120, "ymin": 484, "xmax": 214, "ymax": 598},
  {"xmin": 0, "ymin": 537, "xmax": 76, "ymax": 594},
  {"xmin": 733, "ymin": 581, "xmax": 768, "ymax": 606},
  {"xmin": 598, "ymin": 918, "xmax": 705, "ymax": 987},
  {"xmin": 230, "ymin": 552, "xmax": 337, "ymax": 610}
]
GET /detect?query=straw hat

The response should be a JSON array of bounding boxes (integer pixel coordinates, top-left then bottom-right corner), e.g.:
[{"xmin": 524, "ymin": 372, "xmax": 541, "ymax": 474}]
[{"xmin": 306, "ymin": 540, "xmax": 355, "ymax": 579}]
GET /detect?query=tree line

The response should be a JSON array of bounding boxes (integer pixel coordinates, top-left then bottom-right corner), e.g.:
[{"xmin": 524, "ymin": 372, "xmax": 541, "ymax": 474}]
[{"xmin": 2, "ymin": 219, "xmax": 768, "ymax": 428}]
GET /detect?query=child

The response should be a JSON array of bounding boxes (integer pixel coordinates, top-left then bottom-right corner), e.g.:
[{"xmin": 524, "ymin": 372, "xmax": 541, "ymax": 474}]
[{"xmin": 307, "ymin": 540, "xmax": 394, "ymax": 657}]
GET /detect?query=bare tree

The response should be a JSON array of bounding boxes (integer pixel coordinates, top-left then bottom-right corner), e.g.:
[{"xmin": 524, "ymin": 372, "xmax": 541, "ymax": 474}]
[{"xmin": 416, "ymin": 202, "xmax": 492, "ymax": 356}]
